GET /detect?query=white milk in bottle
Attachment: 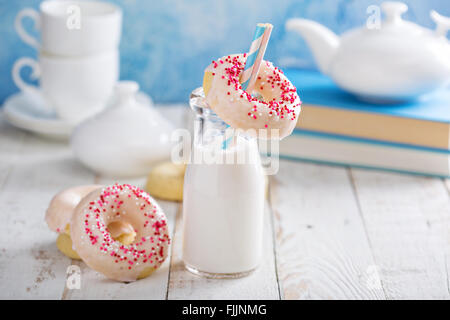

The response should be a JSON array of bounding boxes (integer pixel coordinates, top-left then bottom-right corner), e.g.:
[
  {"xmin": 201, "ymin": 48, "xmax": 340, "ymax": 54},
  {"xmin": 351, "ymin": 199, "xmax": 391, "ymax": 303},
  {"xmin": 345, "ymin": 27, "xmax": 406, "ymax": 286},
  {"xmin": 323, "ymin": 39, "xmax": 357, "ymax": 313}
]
[{"xmin": 182, "ymin": 88, "xmax": 265, "ymax": 278}]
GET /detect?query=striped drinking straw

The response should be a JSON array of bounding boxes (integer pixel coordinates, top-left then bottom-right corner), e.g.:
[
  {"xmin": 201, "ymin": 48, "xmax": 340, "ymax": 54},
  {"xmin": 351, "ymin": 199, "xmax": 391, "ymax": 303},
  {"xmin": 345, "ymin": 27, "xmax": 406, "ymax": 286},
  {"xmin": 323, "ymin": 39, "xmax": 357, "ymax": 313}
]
[
  {"xmin": 240, "ymin": 23, "xmax": 273, "ymax": 92},
  {"xmin": 222, "ymin": 23, "xmax": 273, "ymax": 150}
]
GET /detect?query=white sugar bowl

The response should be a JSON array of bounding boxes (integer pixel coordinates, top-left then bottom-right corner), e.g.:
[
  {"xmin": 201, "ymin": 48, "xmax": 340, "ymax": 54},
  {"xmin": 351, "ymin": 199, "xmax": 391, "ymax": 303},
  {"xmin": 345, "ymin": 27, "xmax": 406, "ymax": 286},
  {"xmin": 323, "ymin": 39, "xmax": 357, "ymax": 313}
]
[{"xmin": 71, "ymin": 81, "xmax": 175, "ymax": 178}]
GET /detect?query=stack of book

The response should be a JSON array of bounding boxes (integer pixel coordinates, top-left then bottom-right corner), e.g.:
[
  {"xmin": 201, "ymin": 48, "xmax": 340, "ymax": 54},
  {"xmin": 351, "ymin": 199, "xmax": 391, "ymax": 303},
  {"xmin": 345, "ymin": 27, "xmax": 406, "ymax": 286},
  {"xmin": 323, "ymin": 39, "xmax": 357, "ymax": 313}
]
[{"xmin": 281, "ymin": 69, "xmax": 450, "ymax": 178}]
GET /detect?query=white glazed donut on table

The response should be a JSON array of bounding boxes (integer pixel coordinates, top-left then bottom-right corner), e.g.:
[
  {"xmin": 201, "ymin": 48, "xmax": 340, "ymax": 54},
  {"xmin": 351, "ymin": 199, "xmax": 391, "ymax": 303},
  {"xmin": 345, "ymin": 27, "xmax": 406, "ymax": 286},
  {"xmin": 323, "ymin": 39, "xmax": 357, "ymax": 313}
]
[
  {"xmin": 45, "ymin": 185, "xmax": 102, "ymax": 233},
  {"xmin": 46, "ymin": 185, "xmax": 103, "ymax": 234},
  {"xmin": 203, "ymin": 53, "xmax": 302, "ymax": 139},
  {"xmin": 70, "ymin": 184, "xmax": 171, "ymax": 282},
  {"xmin": 46, "ymin": 185, "xmax": 103, "ymax": 260}
]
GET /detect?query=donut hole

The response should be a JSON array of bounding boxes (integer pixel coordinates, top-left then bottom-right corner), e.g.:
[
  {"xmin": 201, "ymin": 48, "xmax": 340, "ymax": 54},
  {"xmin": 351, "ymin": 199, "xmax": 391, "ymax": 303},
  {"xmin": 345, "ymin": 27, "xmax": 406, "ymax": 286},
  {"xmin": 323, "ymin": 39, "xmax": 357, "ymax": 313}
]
[
  {"xmin": 251, "ymin": 85, "xmax": 275, "ymax": 105},
  {"xmin": 107, "ymin": 221, "xmax": 137, "ymax": 245},
  {"xmin": 250, "ymin": 91, "xmax": 265, "ymax": 101}
]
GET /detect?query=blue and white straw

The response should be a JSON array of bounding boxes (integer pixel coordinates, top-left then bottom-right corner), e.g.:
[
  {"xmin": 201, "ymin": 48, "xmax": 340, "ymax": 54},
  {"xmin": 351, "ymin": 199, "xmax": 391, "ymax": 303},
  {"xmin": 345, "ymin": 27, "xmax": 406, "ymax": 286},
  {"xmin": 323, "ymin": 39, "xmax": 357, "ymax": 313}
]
[
  {"xmin": 222, "ymin": 23, "xmax": 273, "ymax": 150},
  {"xmin": 240, "ymin": 23, "xmax": 273, "ymax": 91}
]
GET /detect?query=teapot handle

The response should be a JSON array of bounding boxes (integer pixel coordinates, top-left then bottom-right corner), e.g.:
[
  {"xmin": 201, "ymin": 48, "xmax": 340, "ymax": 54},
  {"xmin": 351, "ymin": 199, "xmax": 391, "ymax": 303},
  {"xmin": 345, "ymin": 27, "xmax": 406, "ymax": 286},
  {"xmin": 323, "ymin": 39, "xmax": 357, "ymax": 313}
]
[
  {"xmin": 431, "ymin": 10, "xmax": 450, "ymax": 37},
  {"xmin": 381, "ymin": 2, "xmax": 408, "ymax": 24}
]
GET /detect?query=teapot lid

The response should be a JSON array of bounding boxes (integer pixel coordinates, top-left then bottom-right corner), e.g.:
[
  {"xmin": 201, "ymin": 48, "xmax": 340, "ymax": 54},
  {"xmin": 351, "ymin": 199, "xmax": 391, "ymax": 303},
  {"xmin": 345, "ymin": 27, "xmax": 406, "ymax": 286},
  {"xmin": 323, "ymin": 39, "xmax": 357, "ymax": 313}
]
[
  {"xmin": 379, "ymin": 2, "xmax": 426, "ymax": 35},
  {"xmin": 382, "ymin": 1, "xmax": 407, "ymax": 24},
  {"xmin": 378, "ymin": 1, "xmax": 450, "ymax": 38}
]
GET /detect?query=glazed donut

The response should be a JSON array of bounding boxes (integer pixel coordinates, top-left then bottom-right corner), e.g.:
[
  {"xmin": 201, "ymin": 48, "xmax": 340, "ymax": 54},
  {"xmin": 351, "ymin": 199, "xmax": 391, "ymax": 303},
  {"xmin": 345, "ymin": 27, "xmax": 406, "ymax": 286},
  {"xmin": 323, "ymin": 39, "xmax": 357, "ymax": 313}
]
[
  {"xmin": 203, "ymin": 53, "xmax": 301, "ymax": 139},
  {"xmin": 70, "ymin": 184, "xmax": 171, "ymax": 282},
  {"xmin": 46, "ymin": 185, "xmax": 103, "ymax": 234},
  {"xmin": 46, "ymin": 185, "xmax": 103, "ymax": 260},
  {"xmin": 145, "ymin": 162, "xmax": 186, "ymax": 202},
  {"xmin": 56, "ymin": 233, "xmax": 81, "ymax": 260}
]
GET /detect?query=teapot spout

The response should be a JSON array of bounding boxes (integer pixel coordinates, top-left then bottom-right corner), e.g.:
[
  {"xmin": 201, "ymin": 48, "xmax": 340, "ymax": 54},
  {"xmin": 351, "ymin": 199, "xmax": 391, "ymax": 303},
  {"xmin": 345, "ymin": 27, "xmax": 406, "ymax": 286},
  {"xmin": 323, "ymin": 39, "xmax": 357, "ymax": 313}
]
[{"xmin": 286, "ymin": 18, "xmax": 339, "ymax": 75}]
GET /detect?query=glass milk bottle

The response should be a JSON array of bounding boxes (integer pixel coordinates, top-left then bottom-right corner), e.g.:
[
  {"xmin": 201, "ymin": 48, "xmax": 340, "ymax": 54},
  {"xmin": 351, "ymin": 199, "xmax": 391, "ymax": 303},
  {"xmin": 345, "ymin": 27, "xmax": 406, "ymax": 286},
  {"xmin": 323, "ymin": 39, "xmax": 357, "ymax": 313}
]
[{"xmin": 182, "ymin": 87, "xmax": 265, "ymax": 278}]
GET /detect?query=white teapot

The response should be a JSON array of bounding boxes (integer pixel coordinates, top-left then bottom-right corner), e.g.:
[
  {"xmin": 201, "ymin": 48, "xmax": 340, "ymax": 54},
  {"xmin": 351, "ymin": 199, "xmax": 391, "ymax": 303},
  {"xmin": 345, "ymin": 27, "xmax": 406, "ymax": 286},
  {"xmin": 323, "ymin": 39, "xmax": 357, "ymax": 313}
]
[{"xmin": 286, "ymin": 1, "xmax": 450, "ymax": 102}]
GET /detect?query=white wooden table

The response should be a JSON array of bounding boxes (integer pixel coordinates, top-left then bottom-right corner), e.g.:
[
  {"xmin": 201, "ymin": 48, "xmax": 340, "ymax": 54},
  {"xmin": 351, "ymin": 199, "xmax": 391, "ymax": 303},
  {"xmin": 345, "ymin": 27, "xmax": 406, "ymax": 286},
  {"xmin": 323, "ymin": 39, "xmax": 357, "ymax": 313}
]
[{"xmin": 0, "ymin": 105, "xmax": 449, "ymax": 300}]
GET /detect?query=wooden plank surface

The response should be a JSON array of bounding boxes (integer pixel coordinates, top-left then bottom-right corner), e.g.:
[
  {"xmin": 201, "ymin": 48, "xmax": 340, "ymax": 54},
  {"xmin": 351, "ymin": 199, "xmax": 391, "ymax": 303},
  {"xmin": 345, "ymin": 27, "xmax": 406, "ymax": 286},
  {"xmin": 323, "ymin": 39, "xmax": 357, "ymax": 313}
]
[
  {"xmin": 1, "ymin": 104, "xmax": 449, "ymax": 300},
  {"xmin": 0, "ymin": 118, "xmax": 96, "ymax": 299},
  {"xmin": 269, "ymin": 160, "xmax": 385, "ymax": 300},
  {"xmin": 350, "ymin": 169, "xmax": 450, "ymax": 299}
]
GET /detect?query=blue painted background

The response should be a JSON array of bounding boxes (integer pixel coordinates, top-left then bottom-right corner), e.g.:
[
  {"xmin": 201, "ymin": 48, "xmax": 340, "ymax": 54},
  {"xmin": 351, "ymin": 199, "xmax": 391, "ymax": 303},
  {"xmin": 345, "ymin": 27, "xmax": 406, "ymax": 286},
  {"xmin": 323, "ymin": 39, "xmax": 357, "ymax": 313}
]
[{"xmin": 0, "ymin": 0, "xmax": 449, "ymax": 104}]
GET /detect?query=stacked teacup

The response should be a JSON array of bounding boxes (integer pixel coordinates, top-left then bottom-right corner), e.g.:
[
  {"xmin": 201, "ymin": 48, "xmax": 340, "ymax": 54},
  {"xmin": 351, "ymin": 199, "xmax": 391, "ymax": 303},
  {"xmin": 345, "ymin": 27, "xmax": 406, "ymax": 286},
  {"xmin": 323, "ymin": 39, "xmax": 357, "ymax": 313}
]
[{"xmin": 13, "ymin": 0, "xmax": 122, "ymax": 123}]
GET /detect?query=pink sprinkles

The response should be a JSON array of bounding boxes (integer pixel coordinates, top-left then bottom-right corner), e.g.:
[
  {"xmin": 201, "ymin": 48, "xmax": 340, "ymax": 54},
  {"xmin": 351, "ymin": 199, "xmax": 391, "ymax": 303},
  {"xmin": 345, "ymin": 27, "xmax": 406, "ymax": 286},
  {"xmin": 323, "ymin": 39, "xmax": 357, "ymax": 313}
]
[
  {"xmin": 82, "ymin": 184, "xmax": 170, "ymax": 271},
  {"xmin": 210, "ymin": 55, "xmax": 302, "ymax": 122}
]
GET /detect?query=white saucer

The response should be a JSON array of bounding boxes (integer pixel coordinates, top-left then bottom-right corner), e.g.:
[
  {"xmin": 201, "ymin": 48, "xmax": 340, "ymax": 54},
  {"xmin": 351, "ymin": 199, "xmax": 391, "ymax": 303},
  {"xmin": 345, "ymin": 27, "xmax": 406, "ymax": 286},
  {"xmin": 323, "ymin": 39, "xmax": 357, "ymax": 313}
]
[{"xmin": 2, "ymin": 90, "xmax": 154, "ymax": 140}]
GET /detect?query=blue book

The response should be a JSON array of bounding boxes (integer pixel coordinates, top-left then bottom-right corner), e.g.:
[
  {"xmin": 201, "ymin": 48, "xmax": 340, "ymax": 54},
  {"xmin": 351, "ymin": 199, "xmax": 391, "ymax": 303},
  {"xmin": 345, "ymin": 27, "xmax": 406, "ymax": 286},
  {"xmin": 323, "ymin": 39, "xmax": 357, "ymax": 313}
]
[
  {"xmin": 284, "ymin": 69, "xmax": 450, "ymax": 151},
  {"xmin": 281, "ymin": 130, "xmax": 450, "ymax": 178}
]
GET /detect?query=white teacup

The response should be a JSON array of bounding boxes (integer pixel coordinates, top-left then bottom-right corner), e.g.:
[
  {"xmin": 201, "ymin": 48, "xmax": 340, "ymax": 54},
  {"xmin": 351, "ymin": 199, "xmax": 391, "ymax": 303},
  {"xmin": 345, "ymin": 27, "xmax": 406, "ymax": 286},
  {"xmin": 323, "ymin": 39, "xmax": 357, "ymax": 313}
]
[
  {"xmin": 12, "ymin": 51, "xmax": 119, "ymax": 123},
  {"xmin": 15, "ymin": 0, "xmax": 122, "ymax": 56}
]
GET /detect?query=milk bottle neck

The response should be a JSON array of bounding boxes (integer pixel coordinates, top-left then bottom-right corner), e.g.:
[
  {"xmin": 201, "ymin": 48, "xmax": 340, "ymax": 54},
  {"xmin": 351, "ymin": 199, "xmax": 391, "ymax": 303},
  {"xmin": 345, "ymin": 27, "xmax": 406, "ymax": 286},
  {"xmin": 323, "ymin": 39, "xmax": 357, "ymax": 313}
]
[{"xmin": 190, "ymin": 87, "xmax": 250, "ymax": 148}]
